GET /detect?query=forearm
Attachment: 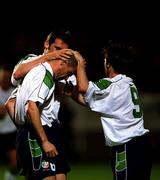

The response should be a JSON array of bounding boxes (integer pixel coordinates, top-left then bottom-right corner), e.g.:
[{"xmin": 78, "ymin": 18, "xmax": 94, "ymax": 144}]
[
  {"xmin": 13, "ymin": 55, "xmax": 49, "ymax": 80},
  {"xmin": 73, "ymin": 51, "xmax": 89, "ymax": 93},
  {"xmin": 27, "ymin": 101, "xmax": 48, "ymax": 143},
  {"xmin": 13, "ymin": 49, "xmax": 72, "ymax": 80},
  {"xmin": 5, "ymin": 98, "xmax": 15, "ymax": 121},
  {"xmin": 76, "ymin": 62, "xmax": 89, "ymax": 93}
]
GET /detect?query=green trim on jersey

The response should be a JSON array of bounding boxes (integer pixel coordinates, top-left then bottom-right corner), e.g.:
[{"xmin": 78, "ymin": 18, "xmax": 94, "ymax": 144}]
[
  {"xmin": 22, "ymin": 54, "xmax": 37, "ymax": 60},
  {"xmin": 95, "ymin": 79, "xmax": 112, "ymax": 90},
  {"xmin": 130, "ymin": 84, "xmax": 143, "ymax": 118},
  {"xmin": 17, "ymin": 54, "xmax": 37, "ymax": 65},
  {"xmin": 43, "ymin": 69, "xmax": 54, "ymax": 89}
]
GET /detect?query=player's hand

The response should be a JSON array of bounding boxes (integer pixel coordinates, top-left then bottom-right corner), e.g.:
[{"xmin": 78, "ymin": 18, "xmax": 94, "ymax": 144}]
[
  {"xmin": 48, "ymin": 49, "xmax": 73, "ymax": 61},
  {"xmin": 63, "ymin": 81, "xmax": 75, "ymax": 96},
  {"xmin": 73, "ymin": 51, "xmax": 86, "ymax": 67},
  {"xmin": 42, "ymin": 140, "xmax": 58, "ymax": 157}
]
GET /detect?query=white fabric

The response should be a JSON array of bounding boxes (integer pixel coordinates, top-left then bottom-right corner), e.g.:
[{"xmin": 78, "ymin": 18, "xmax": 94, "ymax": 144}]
[
  {"xmin": 11, "ymin": 54, "xmax": 76, "ymax": 127},
  {"xmin": 11, "ymin": 54, "xmax": 41, "ymax": 86},
  {"xmin": 85, "ymin": 74, "xmax": 149, "ymax": 147},
  {"xmin": 15, "ymin": 62, "xmax": 57, "ymax": 127},
  {"xmin": 60, "ymin": 74, "xmax": 77, "ymax": 85}
]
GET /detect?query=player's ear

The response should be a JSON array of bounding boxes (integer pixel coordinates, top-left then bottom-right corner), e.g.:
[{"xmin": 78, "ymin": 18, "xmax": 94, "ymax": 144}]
[
  {"xmin": 44, "ymin": 40, "xmax": 49, "ymax": 49},
  {"xmin": 106, "ymin": 62, "xmax": 110, "ymax": 68}
]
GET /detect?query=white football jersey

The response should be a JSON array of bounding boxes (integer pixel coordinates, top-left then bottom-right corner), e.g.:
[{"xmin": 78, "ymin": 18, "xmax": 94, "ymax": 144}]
[
  {"xmin": 15, "ymin": 62, "xmax": 58, "ymax": 127},
  {"xmin": 11, "ymin": 54, "xmax": 41, "ymax": 86},
  {"xmin": 85, "ymin": 74, "xmax": 149, "ymax": 147},
  {"xmin": 11, "ymin": 54, "xmax": 76, "ymax": 126}
]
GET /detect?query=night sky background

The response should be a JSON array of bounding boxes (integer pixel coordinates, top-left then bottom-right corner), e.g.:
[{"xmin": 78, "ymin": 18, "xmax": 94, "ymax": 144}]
[{"xmin": 0, "ymin": 3, "xmax": 160, "ymax": 92}]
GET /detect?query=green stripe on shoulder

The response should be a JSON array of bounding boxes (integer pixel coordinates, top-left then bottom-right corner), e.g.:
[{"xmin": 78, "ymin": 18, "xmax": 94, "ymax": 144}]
[
  {"xmin": 43, "ymin": 70, "xmax": 54, "ymax": 89},
  {"xmin": 17, "ymin": 54, "xmax": 37, "ymax": 64},
  {"xmin": 22, "ymin": 54, "xmax": 37, "ymax": 60},
  {"xmin": 95, "ymin": 79, "xmax": 112, "ymax": 90}
]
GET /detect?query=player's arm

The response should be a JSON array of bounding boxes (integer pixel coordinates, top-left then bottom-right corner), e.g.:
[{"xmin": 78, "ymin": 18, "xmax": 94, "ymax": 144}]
[
  {"xmin": 62, "ymin": 81, "xmax": 87, "ymax": 106},
  {"xmin": 74, "ymin": 51, "xmax": 89, "ymax": 93},
  {"xmin": 4, "ymin": 97, "xmax": 19, "ymax": 128},
  {"xmin": 27, "ymin": 100, "xmax": 58, "ymax": 157},
  {"xmin": 13, "ymin": 49, "xmax": 73, "ymax": 81},
  {"xmin": 5, "ymin": 97, "xmax": 16, "ymax": 121}
]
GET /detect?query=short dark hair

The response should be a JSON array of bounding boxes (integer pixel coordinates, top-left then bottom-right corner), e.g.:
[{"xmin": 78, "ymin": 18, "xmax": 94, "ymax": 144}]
[
  {"xmin": 103, "ymin": 40, "xmax": 134, "ymax": 74},
  {"xmin": 46, "ymin": 30, "xmax": 75, "ymax": 48}
]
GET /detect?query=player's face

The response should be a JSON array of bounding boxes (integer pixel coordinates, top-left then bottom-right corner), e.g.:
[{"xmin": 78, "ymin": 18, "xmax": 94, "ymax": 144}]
[
  {"xmin": 54, "ymin": 60, "xmax": 76, "ymax": 80},
  {"xmin": 44, "ymin": 38, "xmax": 69, "ymax": 54},
  {"xmin": 49, "ymin": 38, "xmax": 69, "ymax": 52}
]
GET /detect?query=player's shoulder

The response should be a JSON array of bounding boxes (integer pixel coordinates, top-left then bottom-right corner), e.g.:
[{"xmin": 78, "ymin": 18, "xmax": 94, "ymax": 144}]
[
  {"xmin": 94, "ymin": 78, "xmax": 112, "ymax": 90},
  {"xmin": 22, "ymin": 54, "xmax": 38, "ymax": 61},
  {"xmin": 23, "ymin": 54, "xmax": 37, "ymax": 59},
  {"xmin": 31, "ymin": 62, "xmax": 51, "ymax": 76},
  {"xmin": 17, "ymin": 54, "xmax": 38, "ymax": 65}
]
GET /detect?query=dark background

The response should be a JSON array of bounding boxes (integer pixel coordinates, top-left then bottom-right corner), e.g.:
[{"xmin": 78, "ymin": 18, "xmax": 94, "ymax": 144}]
[
  {"xmin": 0, "ymin": 3, "xmax": 160, "ymax": 92},
  {"xmin": 1, "ymin": 26, "xmax": 160, "ymax": 92}
]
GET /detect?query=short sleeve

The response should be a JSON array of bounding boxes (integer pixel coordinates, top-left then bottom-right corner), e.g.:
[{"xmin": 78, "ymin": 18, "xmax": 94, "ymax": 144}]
[
  {"xmin": 11, "ymin": 54, "xmax": 38, "ymax": 86},
  {"xmin": 27, "ymin": 66, "xmax": 55, "ymax": 105}
]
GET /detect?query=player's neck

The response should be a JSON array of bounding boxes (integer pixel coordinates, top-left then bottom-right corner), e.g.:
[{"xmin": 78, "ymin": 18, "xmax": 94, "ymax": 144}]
[{"xmin": 108, "ymin": 67, "xmax": 118, "ymax": 78}]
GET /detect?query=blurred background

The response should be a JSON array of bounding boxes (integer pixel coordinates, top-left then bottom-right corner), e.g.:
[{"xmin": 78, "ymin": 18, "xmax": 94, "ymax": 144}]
[{"xmin": 0, "ymin": 4, "xmax": 160, "ymax": 179}]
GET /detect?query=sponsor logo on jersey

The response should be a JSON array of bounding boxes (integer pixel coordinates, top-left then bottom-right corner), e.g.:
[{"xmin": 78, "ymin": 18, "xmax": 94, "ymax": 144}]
[{"xmin": 41, "ymin": 160, "xmax": 50, "ymax": 171}]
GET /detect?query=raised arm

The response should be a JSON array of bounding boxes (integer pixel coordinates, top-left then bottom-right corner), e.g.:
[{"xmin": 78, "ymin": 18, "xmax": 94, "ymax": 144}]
[
  {"xmin": 13, "ymin": 49, "xmax": 73, "ymax": 82},
  {"xmin": 74, "ymin": 51, "xmax": 89, "ymax": 93}
]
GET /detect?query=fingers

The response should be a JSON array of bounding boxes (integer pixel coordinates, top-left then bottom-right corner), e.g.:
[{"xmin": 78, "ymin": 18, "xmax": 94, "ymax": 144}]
[
  {"xmin": 46, "ymin": 148, "xmax": 58, "ymax": 158},
  {"xmin": 42, "ymin": 141, "xmax": 58, "ymax": 158},
  {"xmin": 59, "ymin": 49, "xmax": 73, "ymax": 55},
  {"xmin": 49, "ymin": 49, "xmax": 86, "ymax": 64},
  {"xmin": 59, "ymin": 54, "xmax": 71, "ymax": 60}
]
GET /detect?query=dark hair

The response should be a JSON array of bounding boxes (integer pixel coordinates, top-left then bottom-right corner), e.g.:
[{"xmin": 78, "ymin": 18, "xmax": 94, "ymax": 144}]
[
  {"xmin": 46, "ymin": 30, "xmax": 75, "ymax": 48},
  {"xmin": 103, "ymin": 40, "xmax": 134, "ymax": 74}
]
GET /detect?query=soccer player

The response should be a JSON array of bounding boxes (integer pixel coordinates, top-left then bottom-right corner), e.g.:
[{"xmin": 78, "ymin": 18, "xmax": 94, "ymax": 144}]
[
  {"xmin": 11, "ymin": 30, "xmax": 75, "ymax": 86},
  {"xmin": 6, "ymin": 30, "xmax": 76, "ymax": 127},
  {"xmin": 13, "ymin": 55, "xmax": 77, "ymax": 180},
  {"xmin": 74, "ymin": 41, "xmax": 152, "ymax": 180},
  {"xmin": 5, "ymin": 31, "xmax": 77, "ymax": 180}
]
